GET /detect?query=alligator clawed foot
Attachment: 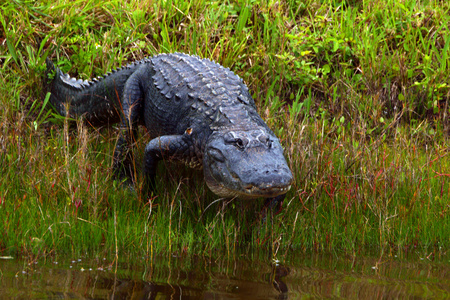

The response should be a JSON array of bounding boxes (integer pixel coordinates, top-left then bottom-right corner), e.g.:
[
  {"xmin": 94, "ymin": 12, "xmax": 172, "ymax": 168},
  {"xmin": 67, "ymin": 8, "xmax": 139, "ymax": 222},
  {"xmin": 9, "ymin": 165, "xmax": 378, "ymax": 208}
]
[
  {"xmin": 258, "ymin": 194, "xmax": 286, "ymax": 224},
  {"xmin": 113, "ymin": 175, "xmax": 135, "ymax": 191}
]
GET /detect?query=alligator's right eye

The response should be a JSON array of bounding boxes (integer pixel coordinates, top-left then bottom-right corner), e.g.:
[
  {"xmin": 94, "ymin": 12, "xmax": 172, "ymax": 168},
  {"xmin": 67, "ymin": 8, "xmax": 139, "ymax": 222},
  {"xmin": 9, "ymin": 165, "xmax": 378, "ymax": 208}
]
[{"xmin": 224, "ymin": 132, "xmax": 247, "ymax": 149}]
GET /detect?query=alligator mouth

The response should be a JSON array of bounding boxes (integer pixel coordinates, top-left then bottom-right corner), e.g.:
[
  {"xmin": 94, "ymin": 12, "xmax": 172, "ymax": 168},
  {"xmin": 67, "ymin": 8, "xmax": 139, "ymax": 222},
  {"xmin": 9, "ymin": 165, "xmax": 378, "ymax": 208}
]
[
  {"xmin": 242, "ymin": 184, "xmax": 292, "ymax": 198},
  {"xmin": 206, "ymin": 179, "xmax": 291, "ymax": 199}
]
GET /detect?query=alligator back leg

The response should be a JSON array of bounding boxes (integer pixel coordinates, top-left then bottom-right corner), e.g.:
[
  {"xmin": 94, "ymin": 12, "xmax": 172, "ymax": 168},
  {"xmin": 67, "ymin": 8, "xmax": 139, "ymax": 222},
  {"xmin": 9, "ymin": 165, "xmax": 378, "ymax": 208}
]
[{"xmin": 112, "ymin": 70, "xmax": 145, "ymax": 182}]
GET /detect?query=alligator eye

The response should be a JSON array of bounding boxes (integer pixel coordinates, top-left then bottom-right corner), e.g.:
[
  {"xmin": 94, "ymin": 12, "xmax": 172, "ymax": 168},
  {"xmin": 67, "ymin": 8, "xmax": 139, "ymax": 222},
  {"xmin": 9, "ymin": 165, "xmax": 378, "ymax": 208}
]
[{"xmin": 235, "ymin": 138, "xmax": 244, "ymax": 149}]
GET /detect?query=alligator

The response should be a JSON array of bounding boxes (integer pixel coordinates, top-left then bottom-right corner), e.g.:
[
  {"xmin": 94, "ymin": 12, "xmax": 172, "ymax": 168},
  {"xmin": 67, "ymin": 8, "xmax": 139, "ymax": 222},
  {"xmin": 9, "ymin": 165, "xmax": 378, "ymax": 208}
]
[{"xmin": 45, "ymin": 52, "xmax": 293, "ymax": 208}]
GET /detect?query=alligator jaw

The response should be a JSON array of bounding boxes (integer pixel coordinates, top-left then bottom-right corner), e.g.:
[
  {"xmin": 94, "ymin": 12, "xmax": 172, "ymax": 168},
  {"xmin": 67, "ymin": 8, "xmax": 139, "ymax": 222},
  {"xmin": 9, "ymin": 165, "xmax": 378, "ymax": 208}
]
[
  {"xmin": 242, "ymin": 184, "xmax": 292, "ymax": 199},
  {"xmin": 206, "ymin": 177, "xmax": 292, "ymax": 199}
]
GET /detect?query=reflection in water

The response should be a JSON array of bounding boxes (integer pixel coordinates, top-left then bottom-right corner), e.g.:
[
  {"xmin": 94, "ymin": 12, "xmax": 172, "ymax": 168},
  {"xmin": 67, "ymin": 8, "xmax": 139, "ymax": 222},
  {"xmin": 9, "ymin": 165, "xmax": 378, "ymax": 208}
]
[{"xmin": 0, "ymin": 252, "xmax": 449, "ymax": 299}]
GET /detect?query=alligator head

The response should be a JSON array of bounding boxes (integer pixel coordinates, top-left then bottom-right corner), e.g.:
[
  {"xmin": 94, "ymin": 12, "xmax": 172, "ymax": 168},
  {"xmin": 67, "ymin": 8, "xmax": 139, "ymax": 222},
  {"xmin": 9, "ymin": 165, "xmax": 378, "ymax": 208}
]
[{"xmin": 203, "ymin": 128, "xmax": 293, "ymax": 199}]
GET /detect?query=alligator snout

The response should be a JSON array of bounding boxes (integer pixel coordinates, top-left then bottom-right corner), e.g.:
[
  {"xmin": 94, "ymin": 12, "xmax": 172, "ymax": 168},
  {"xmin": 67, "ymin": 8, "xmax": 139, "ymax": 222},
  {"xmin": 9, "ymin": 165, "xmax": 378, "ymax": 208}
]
[{"xmin": 242, "ymin": 163, "xmax": 293, "ymax": 197}]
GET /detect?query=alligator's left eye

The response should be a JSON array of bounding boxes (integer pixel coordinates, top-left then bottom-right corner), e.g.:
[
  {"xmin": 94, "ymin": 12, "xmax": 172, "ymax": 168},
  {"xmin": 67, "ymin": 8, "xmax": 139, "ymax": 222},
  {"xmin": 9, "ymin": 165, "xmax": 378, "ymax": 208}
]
[
  {"xmin": 234, "ymin": 137, "xmax": 249, "ymax": 149},
  {"xmin": 235, "ymin": 138, "xmax": 244, "ymax": 149}
]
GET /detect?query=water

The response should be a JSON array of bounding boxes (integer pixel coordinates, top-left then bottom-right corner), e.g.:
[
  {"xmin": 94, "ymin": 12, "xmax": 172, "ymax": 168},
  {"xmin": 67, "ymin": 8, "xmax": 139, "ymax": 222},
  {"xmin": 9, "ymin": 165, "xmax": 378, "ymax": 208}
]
[{"xmin": 1, "ymin": 251, "xmax": 449, "ymax": 299}]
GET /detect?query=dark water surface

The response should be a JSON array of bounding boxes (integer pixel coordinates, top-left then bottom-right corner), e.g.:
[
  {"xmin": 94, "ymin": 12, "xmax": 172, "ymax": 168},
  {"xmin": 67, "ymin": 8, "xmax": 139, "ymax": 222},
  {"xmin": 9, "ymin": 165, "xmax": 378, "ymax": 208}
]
[{"xmin": 1, "ymin": 251, "xmax": 449, "ymax": 299}]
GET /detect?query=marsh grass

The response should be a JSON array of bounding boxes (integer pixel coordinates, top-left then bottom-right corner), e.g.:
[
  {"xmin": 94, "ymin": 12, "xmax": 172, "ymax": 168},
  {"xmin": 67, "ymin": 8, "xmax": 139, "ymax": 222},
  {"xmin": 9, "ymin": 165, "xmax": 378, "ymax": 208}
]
[{"xmin": 0, "ymin": 0, "xmax": 449, "ymax": 260}]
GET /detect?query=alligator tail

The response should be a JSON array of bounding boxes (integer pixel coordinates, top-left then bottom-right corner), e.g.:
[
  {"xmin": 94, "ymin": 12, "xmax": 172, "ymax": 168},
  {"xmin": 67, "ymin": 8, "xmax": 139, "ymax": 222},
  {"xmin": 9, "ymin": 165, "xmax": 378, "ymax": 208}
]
[
  {"xmin": 45, "ymin": 58, "xmax": 70, "ymax": 117},
  {"xmin": 44, "ymin": 58, "xmax": 140, "ymax": 126}
]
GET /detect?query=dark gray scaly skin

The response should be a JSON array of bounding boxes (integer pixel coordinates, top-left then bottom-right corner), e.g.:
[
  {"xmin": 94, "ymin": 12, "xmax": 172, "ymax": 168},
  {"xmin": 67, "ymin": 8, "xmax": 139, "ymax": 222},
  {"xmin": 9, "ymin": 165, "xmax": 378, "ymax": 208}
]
[{"xmin": 46, "ymin": 53, "xmax": 293, "ymax": 205}]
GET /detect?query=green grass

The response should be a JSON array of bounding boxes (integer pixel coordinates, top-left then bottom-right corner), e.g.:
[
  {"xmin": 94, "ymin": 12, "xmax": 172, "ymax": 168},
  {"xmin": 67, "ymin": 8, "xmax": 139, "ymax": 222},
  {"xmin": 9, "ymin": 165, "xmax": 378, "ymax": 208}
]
[{"xmin": 0, "ymin": 0, "xmax": 449, "ymax": 260}]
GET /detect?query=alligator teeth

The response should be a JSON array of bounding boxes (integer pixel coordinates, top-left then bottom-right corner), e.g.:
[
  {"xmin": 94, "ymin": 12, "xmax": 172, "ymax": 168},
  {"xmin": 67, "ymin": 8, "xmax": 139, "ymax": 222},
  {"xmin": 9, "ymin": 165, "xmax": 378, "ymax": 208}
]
[{"xmin": 243, "ymin": 185, "xmax": 291, "ymax": 195}]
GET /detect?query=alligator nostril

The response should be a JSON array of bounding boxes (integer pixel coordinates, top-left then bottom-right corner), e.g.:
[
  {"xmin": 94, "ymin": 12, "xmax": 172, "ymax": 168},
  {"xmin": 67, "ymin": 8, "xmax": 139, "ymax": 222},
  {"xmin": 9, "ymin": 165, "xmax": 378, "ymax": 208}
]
[{"xmin": 230, "ymin": 171, "xmax": 240, "ymax": 180}]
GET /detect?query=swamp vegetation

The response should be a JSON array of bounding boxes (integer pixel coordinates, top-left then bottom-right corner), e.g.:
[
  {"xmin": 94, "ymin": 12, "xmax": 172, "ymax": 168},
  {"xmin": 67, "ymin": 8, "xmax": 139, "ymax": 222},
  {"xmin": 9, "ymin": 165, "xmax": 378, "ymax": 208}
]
[{"xmin": 0, "ymin": 0, "xmax": 449, "ymax": 261}]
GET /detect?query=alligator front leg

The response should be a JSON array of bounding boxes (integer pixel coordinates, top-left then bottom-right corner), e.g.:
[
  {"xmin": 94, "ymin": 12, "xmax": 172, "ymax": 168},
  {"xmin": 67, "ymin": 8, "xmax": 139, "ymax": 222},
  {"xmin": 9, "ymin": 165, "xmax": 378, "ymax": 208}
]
[{"xmin": 143, "ymin": 132, "xmax": 193, "ymax": 193}]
